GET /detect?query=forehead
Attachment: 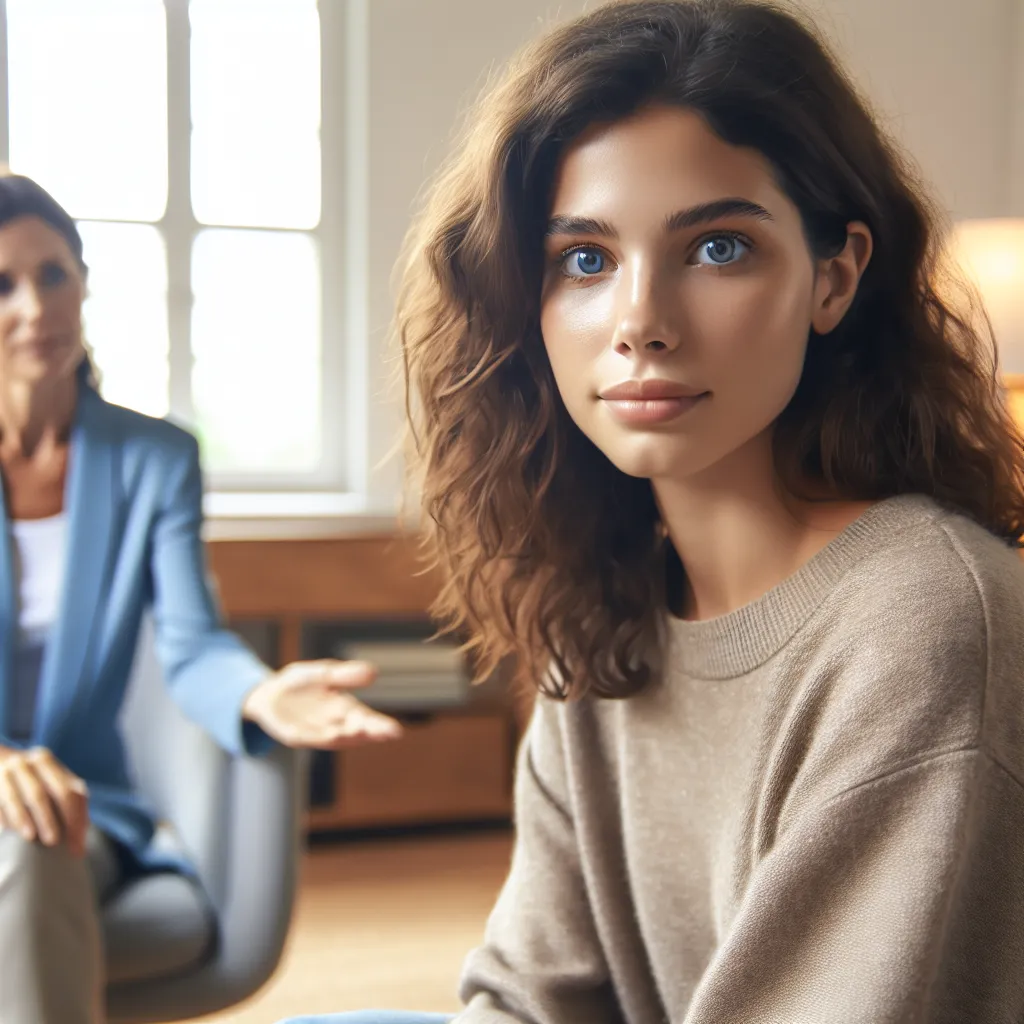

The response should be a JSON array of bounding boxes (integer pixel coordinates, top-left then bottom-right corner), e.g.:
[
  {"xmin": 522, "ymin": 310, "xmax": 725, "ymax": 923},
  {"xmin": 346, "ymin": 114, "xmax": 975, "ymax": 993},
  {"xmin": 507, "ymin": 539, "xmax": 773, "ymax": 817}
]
[
  {"xmin": 549, "ymin": 105, "xmax": 790, "ymax": 220},
  {"xmin": 0, "ymin": 215, "xmax": 77, "ymax": 268}
]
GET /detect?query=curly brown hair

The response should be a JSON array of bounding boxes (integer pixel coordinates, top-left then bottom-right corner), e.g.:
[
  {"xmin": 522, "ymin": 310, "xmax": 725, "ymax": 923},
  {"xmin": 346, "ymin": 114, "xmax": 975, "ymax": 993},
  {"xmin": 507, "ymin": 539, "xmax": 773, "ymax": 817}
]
[{"xmin": 397, "ymin": 0, "xmax": 1024, "ymax": 701}]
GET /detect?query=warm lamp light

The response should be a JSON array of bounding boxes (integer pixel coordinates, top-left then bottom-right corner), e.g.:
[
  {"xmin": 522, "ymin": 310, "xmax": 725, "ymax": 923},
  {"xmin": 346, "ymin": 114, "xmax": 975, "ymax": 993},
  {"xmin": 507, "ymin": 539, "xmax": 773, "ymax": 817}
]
[{"xmin": 949, "ymin": 218, "xmax": 1024, "ymax": 373}]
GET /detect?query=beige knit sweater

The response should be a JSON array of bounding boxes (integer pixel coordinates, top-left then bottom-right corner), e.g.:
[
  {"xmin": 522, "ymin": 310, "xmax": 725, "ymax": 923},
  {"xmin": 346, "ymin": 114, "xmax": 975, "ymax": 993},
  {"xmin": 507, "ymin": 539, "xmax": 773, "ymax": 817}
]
[{"xmin": 456, "ymin": 495, "xmax": 1024, "ymax": 1024}]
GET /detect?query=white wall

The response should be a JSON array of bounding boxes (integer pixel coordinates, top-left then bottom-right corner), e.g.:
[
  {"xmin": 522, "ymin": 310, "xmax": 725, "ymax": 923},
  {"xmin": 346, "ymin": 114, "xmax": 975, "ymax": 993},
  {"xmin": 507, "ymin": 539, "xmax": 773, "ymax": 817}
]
[
  {"xmin": 810, "ymin": 0, "xmax": 1019, "ymax": 220},
  {"xmin": 359, "ymin": 0, "xmax": 589, "ymax": 510},
  {"xmin": 1010, "ymin": 0, "xmax": 1024, "ymax": 215},
  {"xmin": 353, "ymin": 0, "xmax": 1022, "ymax": 513}
]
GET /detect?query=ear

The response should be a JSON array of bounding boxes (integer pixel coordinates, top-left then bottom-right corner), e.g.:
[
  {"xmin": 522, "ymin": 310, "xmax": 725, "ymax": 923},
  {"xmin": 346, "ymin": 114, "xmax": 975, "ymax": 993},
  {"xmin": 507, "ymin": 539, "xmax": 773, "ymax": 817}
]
[{"xmin": 810, "ymin": 221, "xmax": 873, "ymax": 335}]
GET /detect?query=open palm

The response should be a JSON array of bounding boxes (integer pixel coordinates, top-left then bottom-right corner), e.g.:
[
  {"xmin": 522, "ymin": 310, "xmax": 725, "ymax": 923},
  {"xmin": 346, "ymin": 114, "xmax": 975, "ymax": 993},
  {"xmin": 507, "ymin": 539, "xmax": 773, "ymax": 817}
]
[{"xmin": 242, "ymin": 659, "xmax": 403, "ymax": 749}]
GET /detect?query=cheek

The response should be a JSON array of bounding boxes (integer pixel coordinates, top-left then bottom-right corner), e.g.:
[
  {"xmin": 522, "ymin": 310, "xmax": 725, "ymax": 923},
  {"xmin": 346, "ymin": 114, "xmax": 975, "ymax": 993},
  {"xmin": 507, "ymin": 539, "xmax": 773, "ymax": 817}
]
[
  {"xmin": 690, "ymin": 270, "xmax": 811, "ymax": 401},
  {"xmin": 540, "ymin": 286, "xmax": 615, "ymax": 406},
  {"xmin": 53, "ymin": 288, "xmax": 84, "ymax": 328},
  {"xmin": 0, "ymin": 307, "xmax": 16, "ymax": 340}
]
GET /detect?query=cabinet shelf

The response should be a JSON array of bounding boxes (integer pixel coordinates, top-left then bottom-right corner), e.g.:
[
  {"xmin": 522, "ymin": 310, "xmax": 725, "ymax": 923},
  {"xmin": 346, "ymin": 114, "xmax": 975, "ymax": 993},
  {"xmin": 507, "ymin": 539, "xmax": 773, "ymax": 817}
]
[{"xmin": 208, "ymin": 532, "xmax": 521, "ymax": 834}]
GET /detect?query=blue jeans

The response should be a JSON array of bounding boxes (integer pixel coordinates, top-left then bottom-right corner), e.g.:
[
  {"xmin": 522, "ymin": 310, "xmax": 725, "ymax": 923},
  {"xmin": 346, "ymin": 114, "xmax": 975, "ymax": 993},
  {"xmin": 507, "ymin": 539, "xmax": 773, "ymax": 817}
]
[{"xmin": 276, "ymin": 1014, "xmax": 453, "ymax": 1024}]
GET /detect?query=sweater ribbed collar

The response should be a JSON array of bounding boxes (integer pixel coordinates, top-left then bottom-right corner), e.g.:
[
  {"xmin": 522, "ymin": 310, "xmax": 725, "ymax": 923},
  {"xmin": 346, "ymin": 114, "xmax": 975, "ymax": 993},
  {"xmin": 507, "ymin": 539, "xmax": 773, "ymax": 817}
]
[{"xmin": 666, "ymin": 494, "xmax": 947, "ymax": 680}]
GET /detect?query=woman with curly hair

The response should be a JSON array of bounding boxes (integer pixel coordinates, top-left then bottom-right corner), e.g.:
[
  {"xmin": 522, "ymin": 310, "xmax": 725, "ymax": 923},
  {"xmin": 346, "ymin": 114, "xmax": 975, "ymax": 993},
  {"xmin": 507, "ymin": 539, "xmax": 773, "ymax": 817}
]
[{"xmin": 281, "ymin": 0, "xmax": 1024, "ymax": 1021}]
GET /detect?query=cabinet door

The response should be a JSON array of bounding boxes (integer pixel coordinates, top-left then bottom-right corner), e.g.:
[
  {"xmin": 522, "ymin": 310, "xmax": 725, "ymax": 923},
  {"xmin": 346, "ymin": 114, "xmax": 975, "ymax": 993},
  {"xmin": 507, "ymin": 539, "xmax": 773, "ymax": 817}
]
[{"xmin": 309, "ymin": 713, "xmax": 513, "ymax": 830}]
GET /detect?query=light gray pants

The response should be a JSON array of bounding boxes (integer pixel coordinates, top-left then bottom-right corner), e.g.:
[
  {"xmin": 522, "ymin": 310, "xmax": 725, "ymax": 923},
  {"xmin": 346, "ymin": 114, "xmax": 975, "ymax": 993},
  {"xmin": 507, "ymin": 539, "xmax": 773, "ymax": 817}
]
[{"xmin": 0, "ymin": 826, "xmax": 125, "ymax": 1024}]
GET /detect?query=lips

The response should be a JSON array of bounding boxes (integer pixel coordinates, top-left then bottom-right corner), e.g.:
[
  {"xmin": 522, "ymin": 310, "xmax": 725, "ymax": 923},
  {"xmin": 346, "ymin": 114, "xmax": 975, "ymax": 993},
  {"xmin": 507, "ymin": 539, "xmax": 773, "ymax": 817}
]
[
  {"xmin": 598, "ymin": 378, "xmax": 706, "ymax": 401},
  {"xmin": 13, "ymin": 336, "xmax": 67, "ymax": 359},
  {"xmin": 16, "ymin": 335, "xmax": 61, "ymax": 350},
  {"xmin": 598, "ymin": 379, "xmax": 709, "ymax": 426}
]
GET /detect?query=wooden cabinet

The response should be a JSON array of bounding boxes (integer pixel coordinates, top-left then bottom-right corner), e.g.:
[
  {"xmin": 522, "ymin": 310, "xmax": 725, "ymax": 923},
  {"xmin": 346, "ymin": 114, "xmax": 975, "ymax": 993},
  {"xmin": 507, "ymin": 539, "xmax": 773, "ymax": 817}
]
[
  {"xmin": 207, "ymin": 532, "xmax": 517, "ymax": 833},
  {"xmin": 207, "ymin": 533, "xmax": 444, "ymax": 664},
  {"xmin": 308, "ymin": 712, "xmax": 513, "ymax": 831}
]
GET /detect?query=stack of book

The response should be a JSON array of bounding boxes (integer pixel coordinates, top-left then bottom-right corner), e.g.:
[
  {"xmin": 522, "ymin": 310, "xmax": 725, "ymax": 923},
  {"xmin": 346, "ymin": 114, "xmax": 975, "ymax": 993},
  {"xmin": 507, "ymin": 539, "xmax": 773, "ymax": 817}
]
[{"xmin": 333, "ymin": 638, "xmax": 470, "ymax": 711}]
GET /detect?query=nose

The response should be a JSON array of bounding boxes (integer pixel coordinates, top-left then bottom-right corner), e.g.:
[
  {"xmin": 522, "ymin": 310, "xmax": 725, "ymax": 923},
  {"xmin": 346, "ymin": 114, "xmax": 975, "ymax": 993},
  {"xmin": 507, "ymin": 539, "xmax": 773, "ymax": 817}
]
[
  {"xmin": 16, "ymin": 280, "xmax": 45, "ymax": 326},
  {"xmin": 611, "ymin": 258, "xmax": 681, "ymax": 357}
]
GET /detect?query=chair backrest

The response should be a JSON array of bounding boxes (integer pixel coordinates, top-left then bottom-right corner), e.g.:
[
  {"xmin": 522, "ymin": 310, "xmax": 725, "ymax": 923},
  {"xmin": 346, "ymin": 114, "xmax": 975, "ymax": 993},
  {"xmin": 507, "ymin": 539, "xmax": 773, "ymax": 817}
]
[
  {"xmin": 108, "ymin": 620, "xmax": 304, "ymax": 1020},
  {"xmin": 118, "ymin": 615, "xmax": 231, "ymax": 893}
]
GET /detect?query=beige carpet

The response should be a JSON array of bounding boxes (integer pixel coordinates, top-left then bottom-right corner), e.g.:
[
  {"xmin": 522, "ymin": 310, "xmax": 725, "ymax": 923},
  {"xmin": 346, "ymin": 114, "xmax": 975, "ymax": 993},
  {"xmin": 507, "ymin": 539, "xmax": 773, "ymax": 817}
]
[{"xmin": 183, "ymin": 829, "xmax": 513, "ymax": 1024}]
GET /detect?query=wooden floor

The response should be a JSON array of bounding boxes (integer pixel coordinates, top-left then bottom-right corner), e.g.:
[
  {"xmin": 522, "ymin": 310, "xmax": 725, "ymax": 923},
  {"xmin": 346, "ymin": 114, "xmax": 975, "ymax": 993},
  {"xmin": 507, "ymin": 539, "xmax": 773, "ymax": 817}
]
[{"xmin": 184, "ymin": 828, "xmax": 513, "ymax": 1023}]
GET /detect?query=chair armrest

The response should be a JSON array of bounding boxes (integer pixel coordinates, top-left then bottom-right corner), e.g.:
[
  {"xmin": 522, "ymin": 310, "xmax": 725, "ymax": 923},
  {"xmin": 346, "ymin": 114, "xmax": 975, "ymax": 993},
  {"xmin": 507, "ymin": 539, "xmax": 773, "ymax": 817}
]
[
  {"xmin": 205, "ymin": 743, "xmax": 307, "ymax": 991},
  {"xmin": 107, "ymin": 744, "xmax": 308, "ymax": 1023}
]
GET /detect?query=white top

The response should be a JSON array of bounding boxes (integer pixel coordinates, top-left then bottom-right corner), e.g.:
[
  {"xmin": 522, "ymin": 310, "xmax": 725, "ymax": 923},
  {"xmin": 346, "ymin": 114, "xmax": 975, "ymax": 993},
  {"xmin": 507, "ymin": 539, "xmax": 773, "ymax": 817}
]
[
  {"xmin": 11, "ymin": 512, "xmax": 68, "ymax": 633},
  {"xmin": 6, "ymin": 513, "xmax": 68, "ymax": 741}
]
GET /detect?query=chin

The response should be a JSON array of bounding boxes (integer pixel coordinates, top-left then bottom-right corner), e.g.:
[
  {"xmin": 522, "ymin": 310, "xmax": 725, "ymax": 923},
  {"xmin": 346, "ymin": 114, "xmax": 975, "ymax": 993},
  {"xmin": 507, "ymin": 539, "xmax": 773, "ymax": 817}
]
[
  {"xmin": 10, "ymin": 355, "xmax": 75, "ymax": 386},
  {"xmin": 597, "ymin": 435, "xmax": 710, "ymax": 482}
]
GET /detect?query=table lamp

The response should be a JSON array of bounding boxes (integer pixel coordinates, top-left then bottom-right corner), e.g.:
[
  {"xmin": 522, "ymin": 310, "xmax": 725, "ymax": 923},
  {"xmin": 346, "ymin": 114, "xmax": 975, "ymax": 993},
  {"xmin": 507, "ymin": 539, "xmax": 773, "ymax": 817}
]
[
  {"xmin": 949, "ymin": 218, "xmax": 1024, "ymax": 427},
  {"xmin": 949, "ymin": 218, "xmax": 1024, "ymax": 373}
]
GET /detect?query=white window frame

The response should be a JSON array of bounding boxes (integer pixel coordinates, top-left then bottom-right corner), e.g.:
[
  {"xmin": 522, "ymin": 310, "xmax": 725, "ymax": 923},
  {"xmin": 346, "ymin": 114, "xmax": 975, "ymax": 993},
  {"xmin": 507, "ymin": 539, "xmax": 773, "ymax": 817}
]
[{"xmin": 0, "ymin": 0, "xmax": 376, "ymax": 520}]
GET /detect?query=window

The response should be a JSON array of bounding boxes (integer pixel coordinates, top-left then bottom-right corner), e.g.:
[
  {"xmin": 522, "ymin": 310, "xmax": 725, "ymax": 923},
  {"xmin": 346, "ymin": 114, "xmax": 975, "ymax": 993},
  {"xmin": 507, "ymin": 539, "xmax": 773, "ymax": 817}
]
[{"xmin": 1, "ymin": 0, "xmax": 356, "ymax": 496}]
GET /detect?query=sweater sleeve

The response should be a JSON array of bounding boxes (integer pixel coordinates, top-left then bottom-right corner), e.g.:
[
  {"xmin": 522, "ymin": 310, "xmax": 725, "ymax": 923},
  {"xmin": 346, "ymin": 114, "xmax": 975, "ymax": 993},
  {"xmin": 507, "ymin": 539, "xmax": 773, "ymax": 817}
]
[
  {"xmin": 455, "ymin": 698, "xmax": 623, "ymax": 1024},
  {"xmin": 149, "ymin": 434, "xmax": 275, "ymax": 757},
  {"xmin": 685, "ymin": 748, "xmax": 1024, "ymax": 1023}
]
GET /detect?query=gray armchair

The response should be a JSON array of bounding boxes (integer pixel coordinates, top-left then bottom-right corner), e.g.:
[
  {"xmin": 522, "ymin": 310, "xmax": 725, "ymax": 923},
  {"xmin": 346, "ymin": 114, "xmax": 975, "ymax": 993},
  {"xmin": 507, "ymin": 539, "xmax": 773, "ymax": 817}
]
[{"xmin": 105, "ymin": 616, "xmax": 306, "ymax": 1023}]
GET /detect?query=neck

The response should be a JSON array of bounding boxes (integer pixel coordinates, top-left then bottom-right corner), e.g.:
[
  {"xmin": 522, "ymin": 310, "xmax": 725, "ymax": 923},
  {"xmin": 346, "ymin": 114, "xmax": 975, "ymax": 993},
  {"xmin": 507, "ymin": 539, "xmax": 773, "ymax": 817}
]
[
  {"xmin": 655, "ymin": 430, "xmax": 873, "ymax": 620},
  {"xmin": 0, "ymin": 375, "xmax": 77, "ymax": 459}
]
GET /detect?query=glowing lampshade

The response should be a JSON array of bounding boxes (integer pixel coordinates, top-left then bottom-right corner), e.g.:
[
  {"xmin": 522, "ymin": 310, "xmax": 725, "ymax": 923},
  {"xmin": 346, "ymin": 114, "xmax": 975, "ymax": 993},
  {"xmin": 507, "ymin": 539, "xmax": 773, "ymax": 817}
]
[{"xmin": 949, "ymin": 218, "xmax": 1024, "ymax": 373}]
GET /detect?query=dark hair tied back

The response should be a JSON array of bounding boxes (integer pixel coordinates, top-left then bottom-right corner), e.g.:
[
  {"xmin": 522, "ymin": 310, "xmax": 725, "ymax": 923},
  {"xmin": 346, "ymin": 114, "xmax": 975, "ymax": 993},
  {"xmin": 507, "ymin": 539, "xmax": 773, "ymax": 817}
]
[{"xmin": 0, "ymin": 172, "xmax": 86, "ymax": 270}]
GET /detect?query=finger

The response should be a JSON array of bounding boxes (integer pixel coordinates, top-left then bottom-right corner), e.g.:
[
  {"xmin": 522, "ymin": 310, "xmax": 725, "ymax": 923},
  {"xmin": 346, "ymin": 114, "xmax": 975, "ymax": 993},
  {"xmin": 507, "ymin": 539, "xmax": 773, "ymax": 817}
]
[
  {"xmin": 29, "ymin": 752, "xmax": 89, "ymax": 856},
  {"xmin": 66, "ymin": 801, "xmax": 89, "ymax": 859},
  {"xmin": 320, "ymin": 710, "xmax": 404, "ymax": 748},
  {"xmin": 318, "ymin": 728, "xmax": 403, "ymax": 750},
  {"xmin": 292, "ymin": 717, "xmax": 384, "ymax": 751},
  {"xmin": 12, "ymin": 762, "xmax": 62, "ymax": 846},
  {"xmin": 262, "ymin": 690, "xmax": 402, "ymax": 749},
  {"xmin": 349, "ymin": 707, "xmax": 403, "ymax": 738},
  {"xmin": 0, "ymin": 790, "xmax": 20, "ymax": 838},
  {"xmin": 288, "ymin": 659, "xmax": 378, "ymax": 690},
  {"xmin": 0, "ymin": 762, "xmax": 36, "ymax": 841},
  {"xmin": 29, "ymin": 749, "xmax": 88, "ymax": 813},
  {"xmin": 319, "ymin": 694, "xmax": 402, "ymax": 734}
]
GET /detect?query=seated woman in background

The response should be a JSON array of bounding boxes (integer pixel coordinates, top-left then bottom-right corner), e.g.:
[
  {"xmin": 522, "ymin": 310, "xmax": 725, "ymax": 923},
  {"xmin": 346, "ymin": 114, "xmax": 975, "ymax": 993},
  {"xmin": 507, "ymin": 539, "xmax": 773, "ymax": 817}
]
[
  {"xmin": 0, "ymin": 173, "xmax": 403, "ymax": 1024},
  {"xmin": 281, "ymin": 0, "xmax": 1024, "ymax": 1022}
]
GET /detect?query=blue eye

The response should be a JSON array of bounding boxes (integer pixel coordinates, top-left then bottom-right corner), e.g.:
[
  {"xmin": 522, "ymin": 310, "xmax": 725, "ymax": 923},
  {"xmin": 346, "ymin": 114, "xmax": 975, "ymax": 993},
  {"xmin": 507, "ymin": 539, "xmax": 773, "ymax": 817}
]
[
  {"xmin": 562, "ymin": 248, "xmax": 606, "ymax": 278},
  {"xmin": 694, "ymin": 234, "xmax": 750, "ymax": 266}
]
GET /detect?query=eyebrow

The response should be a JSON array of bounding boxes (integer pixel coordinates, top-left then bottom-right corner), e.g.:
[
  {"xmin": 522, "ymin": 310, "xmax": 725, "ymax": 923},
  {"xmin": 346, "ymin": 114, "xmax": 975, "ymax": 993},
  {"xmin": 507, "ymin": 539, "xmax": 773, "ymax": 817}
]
[{"xmin": 545, "ymin": 198, "xmax": 774, "ymax": 239}]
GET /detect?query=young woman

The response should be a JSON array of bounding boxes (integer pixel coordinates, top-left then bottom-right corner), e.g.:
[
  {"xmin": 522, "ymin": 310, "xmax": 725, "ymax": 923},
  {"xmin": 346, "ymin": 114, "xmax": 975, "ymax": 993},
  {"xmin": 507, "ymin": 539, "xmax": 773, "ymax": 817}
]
[
  {"xmin": 0, "ymin": 173, "xmax": 402, "ymax": 1023},
  {"xmin": 281, "ymin": 0, "xmax": 1024, "ymax": 1021}
]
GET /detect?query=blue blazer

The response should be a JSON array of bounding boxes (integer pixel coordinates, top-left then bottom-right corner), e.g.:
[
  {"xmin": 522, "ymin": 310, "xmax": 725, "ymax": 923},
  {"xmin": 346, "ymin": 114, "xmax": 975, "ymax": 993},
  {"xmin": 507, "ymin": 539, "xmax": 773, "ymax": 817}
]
[{"xmin": 0, "ymin": 383, "xmax": 272, "ymax": 869}]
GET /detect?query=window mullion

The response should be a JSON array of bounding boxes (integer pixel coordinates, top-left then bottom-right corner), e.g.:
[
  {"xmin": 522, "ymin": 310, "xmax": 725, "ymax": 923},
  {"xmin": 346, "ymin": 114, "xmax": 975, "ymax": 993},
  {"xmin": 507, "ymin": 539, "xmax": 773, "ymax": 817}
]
[
  {"xmin": 319, "ymin": 0, "xmax": 354, "ymax": 494},
  {"xmin": 163, "ymin": 0, "xmax": 195, "ymax": 425},
  {"xmin": 0, "ymin": 2, "xmax": 10, "ymax": 166}
]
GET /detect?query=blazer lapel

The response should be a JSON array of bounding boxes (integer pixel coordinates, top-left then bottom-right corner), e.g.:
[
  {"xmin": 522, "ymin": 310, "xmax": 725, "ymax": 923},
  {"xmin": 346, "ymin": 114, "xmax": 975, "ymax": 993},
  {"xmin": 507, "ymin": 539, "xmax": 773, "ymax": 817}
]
[
  {"xmin": 0, "ymin": 481, "xmax": 14, "ymax": 738},
  {"xmin": 36, "ymin": 387, "xmax": 118, "ymax": 746}
]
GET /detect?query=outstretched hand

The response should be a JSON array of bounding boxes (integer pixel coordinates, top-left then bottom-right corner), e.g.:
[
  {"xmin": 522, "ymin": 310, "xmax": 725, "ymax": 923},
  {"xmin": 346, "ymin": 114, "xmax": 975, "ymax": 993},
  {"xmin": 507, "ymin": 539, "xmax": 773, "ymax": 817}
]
[{"xmin": 242, "ymin": 659, "xmax": 403, "ymax": 750}]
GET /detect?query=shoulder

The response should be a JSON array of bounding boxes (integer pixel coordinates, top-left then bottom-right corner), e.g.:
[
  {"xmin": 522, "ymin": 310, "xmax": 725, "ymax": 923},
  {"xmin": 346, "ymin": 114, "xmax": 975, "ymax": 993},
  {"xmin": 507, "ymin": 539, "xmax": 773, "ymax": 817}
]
[
  {"xmin": 83, "ymin": 392, "xmax": 202, "ymax": 506},
  {"xmin": 791, "ymin": 496, "xmax": 1024, "ymax": 797},
  {"xmin": 834, "ymin": 496, "xmax": 1024, "ymax": 643},
  {"xmin": 91, "ymin": 392, "xmax": 200, "ymax": 468},
  {"xmin": 925, "ymin": 503, "xmax": 1024, "ymax": 611},
  {"xmin": 917, "ymin": 506, "xmax": 1024, "ymax": 773}
]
